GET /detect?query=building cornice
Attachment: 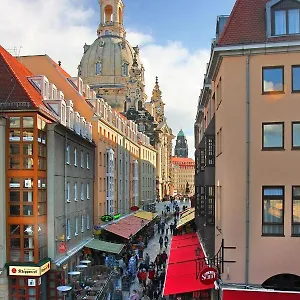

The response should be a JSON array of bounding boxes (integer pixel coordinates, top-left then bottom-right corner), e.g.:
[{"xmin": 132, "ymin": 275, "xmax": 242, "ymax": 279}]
[{"xmin": 208, "ymin": 41, "xmax": 300, "ymax": 80}]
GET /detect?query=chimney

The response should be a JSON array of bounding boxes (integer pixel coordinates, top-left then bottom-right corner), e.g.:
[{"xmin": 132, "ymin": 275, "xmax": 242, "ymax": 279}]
[{"xmin": 58, "ymin": 61, "xmax": 61, "ymax": 66}]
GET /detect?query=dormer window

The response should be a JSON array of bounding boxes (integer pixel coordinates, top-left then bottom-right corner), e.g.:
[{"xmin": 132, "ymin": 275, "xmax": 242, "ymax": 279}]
[
  {"xmin": 274, "ymin": 9, "xmax": 300, "ymax": 35},
  {"xmin": 95, "ymin": 62, "xmax": 102, "ymax": 75}
]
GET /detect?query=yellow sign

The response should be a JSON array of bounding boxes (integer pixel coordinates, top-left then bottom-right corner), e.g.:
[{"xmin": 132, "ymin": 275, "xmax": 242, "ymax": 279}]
[{"xmin": 9, "ymin": 261, "xmax": 50, "ymax": 277}]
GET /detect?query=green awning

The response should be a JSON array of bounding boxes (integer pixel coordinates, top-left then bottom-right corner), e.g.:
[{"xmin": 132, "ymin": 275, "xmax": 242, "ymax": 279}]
[{"xmin": 85, "ymin": 239, "xmax": 124, "ymax": 254}]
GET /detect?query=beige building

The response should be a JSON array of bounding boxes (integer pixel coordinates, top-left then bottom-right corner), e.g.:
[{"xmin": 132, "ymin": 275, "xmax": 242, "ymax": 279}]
[
  {"xmin": 170, "ymin": 157, "xmax": 195, "ymax": 196},
  {"xmin": 195, "ymin": 0, "xmax": 300, "ymax": 298}
]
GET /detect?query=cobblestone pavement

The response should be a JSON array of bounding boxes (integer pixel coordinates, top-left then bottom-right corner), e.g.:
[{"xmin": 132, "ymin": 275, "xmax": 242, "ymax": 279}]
[{"xmin": 122, "ymin": 199, "xmax": 191, "ymax": 299}]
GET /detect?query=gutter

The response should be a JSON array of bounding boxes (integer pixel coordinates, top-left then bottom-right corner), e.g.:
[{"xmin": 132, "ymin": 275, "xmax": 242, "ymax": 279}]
[
  {"xmin": 245, "ymin": 53, "xmax": 251, "ymax": 285},
  {"xmin": 207, "ymin": 40, "xmax": 300, "ymax": 80}
]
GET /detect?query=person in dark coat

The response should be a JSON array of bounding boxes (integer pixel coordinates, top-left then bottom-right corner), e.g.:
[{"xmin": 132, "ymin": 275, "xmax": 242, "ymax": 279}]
[{"xmin": 159, "ymin": 236, "xmax": 164, "ymax": 250}]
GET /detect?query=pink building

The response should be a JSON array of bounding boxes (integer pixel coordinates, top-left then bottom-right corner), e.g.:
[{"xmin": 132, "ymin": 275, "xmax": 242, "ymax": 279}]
[{"xmin": 195, "ymin": 0, "xmax": 300, "ymax": 299}]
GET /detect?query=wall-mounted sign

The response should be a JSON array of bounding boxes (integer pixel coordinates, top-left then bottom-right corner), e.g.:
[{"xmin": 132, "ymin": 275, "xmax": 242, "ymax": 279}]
[
  {"xmin": 130, "ymin": 206, "xmax": 139, "ymax": 212},
  {"xmin": 9, "ymin": 261, "xmax": 50, "ymax": 277},
  {"xmin": 58, "ymin": 242, "xmax": 67, "ymax": 253},
  {"xmin": 199, "ymin": 266, "xmax": 218, "ymax": 285},
  {"xmin": 28, "ymin": 279, "xmax": 36, "ymax": 286},
  {"xmin": 100, "ymin": 215, "xmax": 113, "ymax": 222}
]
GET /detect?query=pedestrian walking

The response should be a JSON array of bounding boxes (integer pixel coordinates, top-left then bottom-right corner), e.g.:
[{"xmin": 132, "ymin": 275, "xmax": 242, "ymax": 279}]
[
  {"xmin": 130, "ymin": 289, "xmax": 140, "ymax": 300},
  {"xmin": 157, "ymin": 223, "xmax": 161, "ymax": 235},
  {"xmin": 159, "ymin": 236, "xmax": 164, "ymax": 250},
  {"xmin": 161, "ymin": 251, "xmax": 168, "ymax": 267},
  {"xmin": 164, "ymin": 235, "xmax": 168, "ymax": 248},
  {"xmin": 170, "ymin": 222, "xmax": 174, "ymax": 235},
  {"xmin": 155, "ymin": 254, "xmax": 161, "ymax": 271},
  {"xmin": 144, "ymin": 253, "xmax": 150, "ymax": 271},
  {"xmin": 165, "ymin": 223, "xmax": 169, "ymax": 235}
]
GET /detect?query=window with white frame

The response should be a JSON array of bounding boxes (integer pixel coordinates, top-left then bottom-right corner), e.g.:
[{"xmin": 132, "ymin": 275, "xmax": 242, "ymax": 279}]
[
  {"xmin": 87, "ymin": 183, "xmax": 90, "ymax": 199},
  {"xmin": 81, "ymin": 215, "xmax": 84, "ymax": 233},
  {"xmin": 86, "ymin": 214, "xmax": 90, "ymax": 230},
  {"xmin": 80, "ymin": 150, "xmax": 84, "ymax": 168},
  {"xmin": 86, "ymin": 152, "xmax": 90, "ymax": 169},
  {"xmin": 75, "ymin": 217, "xmax": 78, "ymax": 236},
  {"xmin": 66, "ymin": 182, "xmax": 70, "ymax": 202},
  {"xmin": 67, "ymin": 219, "xmax": 71, "ymax": 239},
  {"xmin": 81, "ymin": 183, "xmax": 84, "ymax": 200},
  {"xmin": 74, "ymin": 148, "xmax": 77, "ymax": 166},
  {"xmin": 66, "ymin": 144, "xmax": 70, "ymax": 164},
  {"xmin": 74, "ymin": 182, "xmax": 78, "ymax": 201},
  {"xmin": 106, "ymin": 149, "xmax": 115, "ymax": 215}
]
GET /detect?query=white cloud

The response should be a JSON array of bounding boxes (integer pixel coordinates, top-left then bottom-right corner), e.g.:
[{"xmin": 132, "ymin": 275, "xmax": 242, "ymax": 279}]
[{"xmin": 0, "ymin": 0, "xmax": 210, "ymax": 158}]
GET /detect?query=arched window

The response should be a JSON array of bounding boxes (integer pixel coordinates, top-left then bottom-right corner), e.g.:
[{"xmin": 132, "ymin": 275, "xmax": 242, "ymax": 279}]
[
  {"xmin": 118, "ymin": 7, "xmax": 123, "ymax": 24},
  {"xmin": 262, "ymin": 273, "xmax": 300, "ymax": 291},
  {"xmin": 122, "ymin": 63, "xmax": 129, "ymax": 76},
  {"xmin": 95, "ymin": 62, "xmax": 101, "ymax": 75},
  {"xmin": 104, "ymin": 5, "xmax": 113, "ymax": 23}
]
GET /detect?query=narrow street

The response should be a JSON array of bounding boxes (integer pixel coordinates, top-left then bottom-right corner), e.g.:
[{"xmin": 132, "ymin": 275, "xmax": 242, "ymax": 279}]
[{"xmin": 122, "ymin": 200, "xmax": 190, "ymax": 299}]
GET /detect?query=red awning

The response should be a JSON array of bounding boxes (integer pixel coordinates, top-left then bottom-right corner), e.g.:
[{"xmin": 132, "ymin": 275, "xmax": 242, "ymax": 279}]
[
  {"xmin": 169, "ymin": 244, "xmax": 203, "ymax": 264},
  {"xmin": 104, "ymin": 215, "xmax": 150, "ymax": 239},
  {"xmin": 222, "ymin": 289, "xmax": 300, "ymax": 300},
  {"xmin": 163, "ymin": 233, "xmax": 212, "ymax": 296}
]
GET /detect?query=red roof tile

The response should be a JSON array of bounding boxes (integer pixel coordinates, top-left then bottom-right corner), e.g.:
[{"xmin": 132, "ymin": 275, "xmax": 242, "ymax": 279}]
[
  {"xmin": 172, "ymin": 157, "xmax": 194, "ymax": 164},
  {"xmin": 49, "ymin": 58, "xmax": 71, "ymax": 78},
  {"xmin": 104, "ymin": 215, "xmax": 150, "ymax": 239},
  {"xmin": 0, "ymin": 46, "xmax": 44, "ymax": 109},
  {"xmin": 218, "ymin": 0, "xmax": 268, "ymax": 46}
]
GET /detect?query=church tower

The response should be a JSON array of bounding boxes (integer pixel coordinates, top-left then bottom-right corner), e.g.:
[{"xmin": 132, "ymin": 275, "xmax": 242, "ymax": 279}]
[
  {"xmin": 97, "ymin": 0, "xmax": 126, "ymax": 38},
  {"xmin": 174, "ymin": 129, "xmax": 188, "ymax": 158},
  {"xmin": 151, "ymin": 77, "xmax": 165, "ymax": 123}
]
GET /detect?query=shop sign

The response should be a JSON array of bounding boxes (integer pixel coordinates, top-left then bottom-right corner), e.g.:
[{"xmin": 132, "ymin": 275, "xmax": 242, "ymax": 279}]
[
  {"xmin": 9, "ymin": 262, "xmax": 50, "ymax": 277},
  {"xmin": 199, "ymin": 265, "xmax": 218, "ymax": 285},
  {"xmin": 113, "ymin": 213, "xmax": 121, "ymax": 220},
  {"xmin": 58, "ymin": 242, "xmax": 67, "ymax": 253},
  {"xmin": 28, "ymin": 279, "xmax": 36, "ymax": 286},
  {"xmin": 100, "ymin": 215, "xmax": 113, "ymax": 222}
]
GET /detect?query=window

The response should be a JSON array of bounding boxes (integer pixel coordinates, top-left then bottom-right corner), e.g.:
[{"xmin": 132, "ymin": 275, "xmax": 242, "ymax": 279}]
[
  {"xmin": 81, "ymin": 183, "xmax": 84, "ymax": 200},
  {"xmin": 66, "ymin": 182, "xmax": 70, "ymax": 202},
  {"xmin": 122, "ymin": 63, "xmax": 129, "ymax": 76},
  {"xmin": 205, "ymin": 136, "xmax": 215, "ymax": 166},
  {"xmin": 292, "ymin": 66, "xmax": 300, "ymax": 92},
  {"xmin": 80, "ymin": 150, "xmax": 84, "ymax": 168},
  {"xmin": 292, "ymin": 122, "xmax": 300, "ymax": 149},
  {"xmin": 74, "ymin": 148, "xmax": 77, "ymax": 166},
  {"xmin": 206, "ymin": 186, "xmax": 215, "ymax": 225},
  {"xmin": 75, "ymin": 217, "xmax": 78, "ymax": 236},
  {"xmin": 216, "ymin": 78, "xmax": 222, "ymax": 108},
  {"xmin": 66, "ymin": 144, "xmax": 70, "ymax": 164},
  {"xmin": 86, "ymin": 153, "xmax": 90, "ymax": 169},
  {"xmin": 23, "ymin": 117, "xmax": 34, "ymax": 128},
  {"xmin": 292, "ymin": 186, "xmax": 300, "ymax": 236},
  {"xmin": 262, "ymin": 67, "xmax": 284, "ymax": 94},
  {"xmin": 262, "ymin": 122, "xmax": 284, "ymax": 150},
  {"xmin": 199, "ymin": 186, "xmax": 205, "ymax": 216},
  {"xmin": 95, "ymin": 62, "xmax": 102, "ymax": 75},
  {"xmin": 273, "ymin": 9, "xmax": 300, "ymax": 36},
  {"xmin": 262, "ymin": 186, "xmax": 284, "ymax": 236},
  {"xmin": 87, "ymin": 183, "xmax": 90, "ymax": 200},
  {"xmin": 86, "ymin": 214, "xmax": 90, "ymax": 230},
  {"xmin": 81, "ymin": 215, "xmax": 84, "ymax": 233},
  {"xmin": 67, "ymin": 219, "xmax": 71, "ymax": 239},
  {"xmin": 216, "ymin": 128, "xmax": 223, "ymax": 156},
  {"xmin": 74, "ymin": 182, "xmax": 78, "ymax": 201}
]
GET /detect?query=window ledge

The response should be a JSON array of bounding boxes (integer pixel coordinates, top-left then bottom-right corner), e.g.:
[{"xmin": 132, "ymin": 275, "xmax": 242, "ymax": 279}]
[
  {"xmin": 261, "ymin": 234, "xmax": 285, "ymax": 237},
  {"xmin": 292, "ymin": 90, "xmax": 300, "ymax": 93},
  {"xmin": 262, "ymin": 148, "xmax": 285, "ymax": 151},
  {"xmin": 291, "ymin": 234, "xmax": 300, "ymax": 237},
  {"xmin": 262, "ymin": 91, "xmax": 285, "ymax": 95},
  {"xmin": 291, "ymin": 147, "xmax": 300, "ymax": 150}
]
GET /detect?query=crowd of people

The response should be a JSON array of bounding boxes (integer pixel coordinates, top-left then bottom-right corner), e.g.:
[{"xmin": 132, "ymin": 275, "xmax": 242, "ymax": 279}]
[{"xmin": 128, "ymin": 201, "xmax": 185, "ymax": 300}]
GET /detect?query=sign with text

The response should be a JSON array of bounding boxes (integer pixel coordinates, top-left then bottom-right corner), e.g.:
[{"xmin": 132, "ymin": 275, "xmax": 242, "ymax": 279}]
[
  {"xmin": 199, "ymin": 265, "xmax": 218, "ymax": 285},
  {"xmin": 9, "ymin": 261, "xmax": 50, "ymax": 277}
]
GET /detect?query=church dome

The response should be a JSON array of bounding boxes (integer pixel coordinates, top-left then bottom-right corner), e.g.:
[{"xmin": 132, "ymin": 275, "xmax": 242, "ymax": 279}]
[{"xmin": 78, "ymin": 35, "xmax": 142, "ymax": 89}]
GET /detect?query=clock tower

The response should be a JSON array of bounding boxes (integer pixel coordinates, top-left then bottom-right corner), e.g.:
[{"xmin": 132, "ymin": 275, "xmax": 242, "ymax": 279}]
[{"xmin": 151, "ymin": 77, "xmax": 165, "ymax": 123}]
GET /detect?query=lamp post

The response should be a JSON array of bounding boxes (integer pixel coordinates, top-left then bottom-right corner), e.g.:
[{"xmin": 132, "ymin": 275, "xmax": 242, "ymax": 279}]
[{"xmin": 57, "ymin": 285, "xmax": 72, "ymax": 300}]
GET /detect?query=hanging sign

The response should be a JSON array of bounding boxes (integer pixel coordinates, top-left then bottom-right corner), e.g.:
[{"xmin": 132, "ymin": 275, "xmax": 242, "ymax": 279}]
[
  {"xmin": 199, "ymin": 266, "xmax": 218, "ymax": 285},
  {"xmin": 130, "ymin": 206, "xmax": 139, "ymax": 211},
  {"xmin": 58, "ymin": 242, "xmax": 67, "ymax": 253}
]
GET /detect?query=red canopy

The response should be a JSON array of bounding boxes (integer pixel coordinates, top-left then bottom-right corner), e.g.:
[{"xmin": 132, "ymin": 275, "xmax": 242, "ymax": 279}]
[
  {"xmin": 163, "ymin": 233, "xmax": 212, "ymax": 296},
  {"xmin": 223, "ymin": 289, "xmax": 300, "ymax": 300},
  {"xmin": 104, "ymin": 215, "xmax": 150, "ymax": 239}
]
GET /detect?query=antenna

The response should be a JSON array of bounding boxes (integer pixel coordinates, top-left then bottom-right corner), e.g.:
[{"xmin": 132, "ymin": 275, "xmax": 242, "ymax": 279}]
[{"xmin": 17, "ymin": 46, "xmax": 23, "ymax": 57}]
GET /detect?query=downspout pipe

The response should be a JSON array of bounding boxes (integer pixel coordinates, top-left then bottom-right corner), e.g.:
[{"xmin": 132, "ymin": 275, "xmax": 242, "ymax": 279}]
[{"xmin": 245, "ymin": 53, "xmax": 251, "ymax": 285}]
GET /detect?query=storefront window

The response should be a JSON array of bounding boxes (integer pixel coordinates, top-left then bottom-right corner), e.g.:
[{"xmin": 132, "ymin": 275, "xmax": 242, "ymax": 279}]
[
  {"xmin": 23, "ymin": 117, "xmax": 34, "ymax": 128},
  {"xmin": 9, "ymin": 117, "xmax": 20, "ymax": 128},
  {"xmin": 9, "ymin": 144, "xmax": 20, "ymax": 155},
  {"xmin": 23, "ymin": 158, "xmax": 34, "ymax": 169},
  {"xmin": 9, "ymin": 158, "xmax": 20, "ymax": 169},
  {"xmin": 10, "ymin": 250, "xmax": 21, "ymax": 262},
  {"xmin": 10, "ymin": 225, "xmax": 20, "ymax": 235},
  {"xmin": 38, "ymin": 190, "xmax": 46, "ymax": 202},
  {"xmin": 23, "ymin": 205, "xmax": 33, "ymax": 216},
  {"xmin": 9, "ymin": 130, "xmax": 21, "ymax": 141},
  {"xmin": 24, "ymin": 237, "xmax": 34, "ymax": 249},
  {"xmin": 10, "ymin": 191, "xmax": 20, "ymax": 202},
  {"xmin": 24, "ymin": 251, "xmax": 34, "ymax": 262},
  {"xmin": 23, "ymin": 144, "xmax": 33, "ymax": 155},
  {"xmin": 9, "ymin": 178, "xmax": 20, "ymax": 188},
  {"xmin": 10, "ymin": 205, "xmax": 20, "ymax": 216},
  {"xmin": 23, "ymin": 178, "xmax": 33, "ymax": 189},
  {"xmin": 23, "ymin": 191, "xmax": 33, "ymax": 202},
  {"xmin": 38, "ymin": 158, "xmax": 46, "ymax": 170},
  {"xmin": 38, "ymin": 203, "xmax": 46, "ymax": 215},
  {"xmin": 22, "ymin": 130, "xmax": 34, "ymax": 142},
  {"xmin": 11, "ymin": 238, "xmax": 21, "ymax": 248}
]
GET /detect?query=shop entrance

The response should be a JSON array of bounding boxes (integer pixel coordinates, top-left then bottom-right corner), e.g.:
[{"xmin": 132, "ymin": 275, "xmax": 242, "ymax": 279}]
[{"xmin": 9, "ymin": 277, "xmax": 41, "ymax": 300}]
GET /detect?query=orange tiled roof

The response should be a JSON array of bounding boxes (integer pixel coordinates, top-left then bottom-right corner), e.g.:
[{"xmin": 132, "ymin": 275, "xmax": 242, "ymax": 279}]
[
  {"xmin": 49, "ymin": 58, "xmax": 71, "ymax": 78},
  {"xmin": 172, "ymin": 156, "xmax": 195, "ymax": 164},
  {"xmin": 0, "ymin": 46, "xmax": 44, "ymax": 109}
]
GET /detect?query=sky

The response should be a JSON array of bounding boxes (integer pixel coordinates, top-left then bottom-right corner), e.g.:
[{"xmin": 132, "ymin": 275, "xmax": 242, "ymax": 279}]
[{"xmin": 0, "ymin": 0, "xmax": 236, "ymax": 157}]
